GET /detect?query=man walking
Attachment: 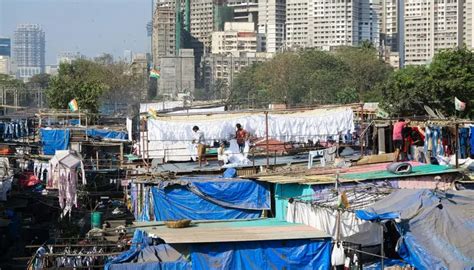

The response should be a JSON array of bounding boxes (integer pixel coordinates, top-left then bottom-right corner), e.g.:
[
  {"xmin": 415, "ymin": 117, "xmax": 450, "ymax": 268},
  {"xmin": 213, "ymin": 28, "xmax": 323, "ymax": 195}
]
[{"xmin": 192, "ymin": 126, "xmax": 208, "ymax": 167}]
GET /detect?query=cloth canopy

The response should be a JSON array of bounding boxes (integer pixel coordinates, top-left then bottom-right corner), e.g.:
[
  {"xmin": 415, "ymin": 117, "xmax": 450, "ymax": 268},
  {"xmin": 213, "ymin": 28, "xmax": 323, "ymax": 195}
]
[
  {"xmin": 356, "ymin": 189, "xmax": 474, "ymax": 269},
  {"xmin": 151, "ymin": 177, "xmax": 270, "ymax": 221},
  {"xmin": 145, "ymin": 107, "xmax": 354, "ymax": 160}
]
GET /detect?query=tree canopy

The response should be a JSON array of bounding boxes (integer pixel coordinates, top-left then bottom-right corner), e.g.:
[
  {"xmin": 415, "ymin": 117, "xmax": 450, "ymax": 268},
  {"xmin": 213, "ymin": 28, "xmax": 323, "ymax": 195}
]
[
  {"xmin": 380, "ymin": 47, "xmax": 474, "ymax": 117},
  {"xmin": 46, "ymin": 58, "xmax": 146, "ymax": 116},
  {"xmin": 229, "ymin": 47, "xmax": 393, "ymax": 106}
]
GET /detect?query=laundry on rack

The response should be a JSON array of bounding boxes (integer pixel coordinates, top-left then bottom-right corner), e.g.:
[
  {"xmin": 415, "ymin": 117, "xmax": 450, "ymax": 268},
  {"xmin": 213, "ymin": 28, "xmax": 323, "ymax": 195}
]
[
  {"xmin": 0, "ymin": 119, "xmax": 32, "ymax": 141},
  {"xmin": 34, "ymin": 161, "xmax": 49, "ymax": 183},
  {"xmin": 48, "ymin": 150, "xmax": 86, "ymax": 217}
]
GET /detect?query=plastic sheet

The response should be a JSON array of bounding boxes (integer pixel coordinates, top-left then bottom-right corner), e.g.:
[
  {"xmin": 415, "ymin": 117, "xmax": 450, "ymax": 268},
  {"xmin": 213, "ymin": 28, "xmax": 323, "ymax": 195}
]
[
  {"xmin": 190, "ymin": 239, "xmax": 332, "ymax": 270},
  {"xmin": 152, "ymin": 177, "xmax": 270, "ymax": 220},
  {"xmin": 40, "ymin": 129, "xmax": 70, "ymax": 155},
  {"xmin": 356, "ymin": 189, "xmax": 474, "ymax": 269},
  {"xmin": 86, "ymin": 129, "xmax": 128, "ymax": 140}
]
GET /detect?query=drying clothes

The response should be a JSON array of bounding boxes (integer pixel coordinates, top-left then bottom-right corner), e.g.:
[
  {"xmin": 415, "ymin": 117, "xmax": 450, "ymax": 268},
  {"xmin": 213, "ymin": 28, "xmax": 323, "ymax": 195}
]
[
  {"xmin": 0, "ymin": 176, "xmax": 13, "ymax": 201},
  {"xmin": 144, "ymin": 107, "xmax": 354, "ymax": 161},
  {"xmin": 0, "ymin": 119, "xmax": 30, "ymax": 140},
  {"xmin": 470, "ymin": 126, "xmax": 474, "ymax": 157},
  {"xmin": 459, "ymin": 128, "xmax": 469, "ymax": 159},
  {"xmin": 287, "ymin": 201, "xmax": 381, "ymax": 245},
  {"xmin": 48, "ymin": 151, "xmax": 86, "ymax": 217}
]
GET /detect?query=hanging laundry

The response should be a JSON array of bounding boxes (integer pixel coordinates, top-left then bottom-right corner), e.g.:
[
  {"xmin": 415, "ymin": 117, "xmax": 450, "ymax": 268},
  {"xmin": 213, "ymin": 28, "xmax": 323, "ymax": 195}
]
[{"xmin": 48, "ymin": 150, "xmax": 86, "ymax": 217}]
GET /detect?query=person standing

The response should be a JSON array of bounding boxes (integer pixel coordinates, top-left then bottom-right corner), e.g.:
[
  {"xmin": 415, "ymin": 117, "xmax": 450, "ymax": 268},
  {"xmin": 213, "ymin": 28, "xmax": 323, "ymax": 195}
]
[
  {"xmin": 393, "ymin": 119, "xmax": 409, "ymax": 162},
  {"xmin": 192, "ymin": 126, "xmax": 208, "ymax": 167},
  {"xmin": 235, "ymin": 123, "xmax": 249, "ymax": 153}
]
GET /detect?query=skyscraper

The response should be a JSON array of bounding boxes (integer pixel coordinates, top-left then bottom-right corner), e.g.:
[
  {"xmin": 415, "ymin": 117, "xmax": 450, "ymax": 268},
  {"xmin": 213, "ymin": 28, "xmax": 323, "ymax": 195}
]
[
  {"xmin": 464, "ymin": 0, "xmax": 474, "ymax": 49},
  {"xmin": 403, "ymin": 0, "xmax": 463, "ymax": 65},
  {"xmin": 13, "ymin": 24, "xmax": 45, "ymax": 80},
  {"xmin": 0, "ymin": 38, "xmax": 11, "ymax": 57},
  {"xmin": 285, "ymin": 0, "xmax": 380, "ymax": 51},
  {"xmin": 258, "ymin": 0, "xmax": 286, "ymax": 52}
]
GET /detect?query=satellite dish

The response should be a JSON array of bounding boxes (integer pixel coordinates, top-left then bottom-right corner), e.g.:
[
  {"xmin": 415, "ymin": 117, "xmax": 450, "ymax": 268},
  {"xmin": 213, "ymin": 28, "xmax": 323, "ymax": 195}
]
[
  {"xmin": 424, "ymin": 105, "xmax": 440, "ymax": 119},
  {"xmin": 435, "ymin": 109, "xmax": 446, "ymax": 119}
]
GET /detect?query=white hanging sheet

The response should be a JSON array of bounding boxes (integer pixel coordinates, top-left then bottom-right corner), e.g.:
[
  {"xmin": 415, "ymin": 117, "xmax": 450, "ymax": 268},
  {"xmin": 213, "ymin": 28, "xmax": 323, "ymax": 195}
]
[
  {"xmin": 144, "ymin": 107, "xmax": 354, "ymax": 161},
  {"xmin": 287, "ymin": 201, "xmax": 381, "ymax": 245}
]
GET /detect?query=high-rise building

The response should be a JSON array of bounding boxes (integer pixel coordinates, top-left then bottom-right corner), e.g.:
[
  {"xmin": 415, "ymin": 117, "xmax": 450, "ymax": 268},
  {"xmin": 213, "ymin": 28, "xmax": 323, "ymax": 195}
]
[
  {"xmin": 258, "ymin": 0, "xmax": 286, "ymax": 52},
  {"xmin": 379, "ymin": 0, "xmax": 400, "ymax": 52},
  {"xmin": 0, "ymin": 38, "xmax": 11, "ymax": 57},
  {"xmin": 189, "ymin": 0, "xmax": 234, "ymax": 53},
  {"xmin": 13, "ymin": 24, "xmax": 45, "ymax": 80},
  {"xmin": 404, "ymin": 0, "xmax": 463, "ymax": 65},
  {"xmin": 285, "ymin": 0, "xmax": 380, "ymax": 51},
  {"xmin": 152, "ymin": 5, "xmax": 177, "ymax": 66},
  {"xmin": 57, "ymin": 51, "xmax": 83, "ymax": 65},
  {"xmin": 464, "ymin": 0, "xmax": 474, "ymax": 49},
  {"xmin": 227, "ymin": 0, "xmax": 259, "ymax": 29},
  {"xmin": 157, "ymin": 49, "xmax": 195, "ymax": 98},
  {"xmin": 0, "ymin": 56, "xmax": 10, "ymax": 75},
  {"xmin": 211, "ymin": 22, "xmax": 258, "ymax": 55}
]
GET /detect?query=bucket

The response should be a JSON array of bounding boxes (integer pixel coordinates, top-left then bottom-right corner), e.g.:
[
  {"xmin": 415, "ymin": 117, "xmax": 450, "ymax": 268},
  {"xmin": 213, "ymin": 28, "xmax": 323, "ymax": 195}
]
[{"xmin": 91, "ymin": 211, "xmax": 102, "ymax": 229}]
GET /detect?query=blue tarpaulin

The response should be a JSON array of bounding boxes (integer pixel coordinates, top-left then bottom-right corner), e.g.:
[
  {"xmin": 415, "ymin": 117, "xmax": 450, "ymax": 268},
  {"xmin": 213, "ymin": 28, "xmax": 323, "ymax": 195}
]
[
  {"xmin": 152, "ymin": 177, "xmax": 270, "ymax": 220},
  {"xmin": 190, "ymin": 239, "xmax": 331, "ymax": 270},
  {"xmin": 356, "ymin": 189, "xmax": 474, "ymax": 270},
  {"xmin": 105, "ymin": 231, "xmax": 191, "ymax": 270},
  {"xmin": 107, "ymin": 229, "xmax": 331, "ymax": 270},
  {"xmin": 86, "ymin": 129, "xmax": 128, "ymax": 140},
  {"xmin": 40, "ymin": 129, "xmax": 70, "ymax": 155}
]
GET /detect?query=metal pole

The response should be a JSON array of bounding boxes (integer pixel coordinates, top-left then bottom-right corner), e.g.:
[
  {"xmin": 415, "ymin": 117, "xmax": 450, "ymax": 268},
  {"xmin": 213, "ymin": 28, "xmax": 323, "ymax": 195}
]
[
  {"xmin": 380, "ymin": 223, "xmax": 384, "ymax": 269},
  {"xmin": 265, "ymin": 111, "xmax": 269, "ymax": 168}
]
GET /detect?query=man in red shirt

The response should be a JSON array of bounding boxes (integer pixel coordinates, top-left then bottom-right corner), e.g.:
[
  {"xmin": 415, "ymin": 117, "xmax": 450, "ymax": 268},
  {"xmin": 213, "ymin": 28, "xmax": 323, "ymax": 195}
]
[
  {"xmin": 393, "ymin": 118, "xmax": 409, "ymax": 161},
  {"xmin": 235, "ymin": 123, "xmax": 249, "ymax": 153}
]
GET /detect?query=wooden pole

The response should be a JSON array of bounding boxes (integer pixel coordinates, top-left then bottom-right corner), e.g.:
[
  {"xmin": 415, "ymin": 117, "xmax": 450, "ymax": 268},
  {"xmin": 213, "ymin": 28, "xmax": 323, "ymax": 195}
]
[
  {"xmin": 455, "ymin": 123, "xmax": 459, "ymax": 168},
  {"xmin": 265, "ymin": 111, "xmax": 269, "ymax": 169}
]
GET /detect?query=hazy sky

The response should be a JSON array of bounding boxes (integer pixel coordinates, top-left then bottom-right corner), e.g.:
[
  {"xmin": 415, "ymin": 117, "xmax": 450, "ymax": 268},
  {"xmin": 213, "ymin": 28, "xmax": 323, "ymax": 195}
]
[{"xmin": 0, "ymin": 0, "xmax": 151, "ymax": 64}]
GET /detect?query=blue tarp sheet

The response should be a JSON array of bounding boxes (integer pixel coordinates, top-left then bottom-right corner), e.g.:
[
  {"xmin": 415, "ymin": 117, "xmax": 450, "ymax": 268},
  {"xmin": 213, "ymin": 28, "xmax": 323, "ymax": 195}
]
[
  {"xmin": 152, "ymin": 177, "xmax": 270, "ymax": 220},
  {"xmin": 87, "ymin": 129, "xmax": 128, "ymax": 140},
  {"xmin": 190, "ymin": 239, "xmax": 331, "ymax": 270},
  {"xmin": 356, "ymin": 189, "xmax": 474, "ymax": 270},
  {"xmin": 106, "ymin": 230, "xmax": 331, "ymax": 270},
  {"xmin": 105, "ymin": 231, "xmax": 191, "ymax": 270},
  {"xmin": 40, "ymin": 129, "xmax": 70, "ymax": 155}
]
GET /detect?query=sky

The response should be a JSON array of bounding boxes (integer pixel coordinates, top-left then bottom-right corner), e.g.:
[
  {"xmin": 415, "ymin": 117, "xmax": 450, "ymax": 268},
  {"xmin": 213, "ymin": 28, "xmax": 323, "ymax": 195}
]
[{"xmin": 0, "ymin": 0, "xmax": 151, "ymax": 65}]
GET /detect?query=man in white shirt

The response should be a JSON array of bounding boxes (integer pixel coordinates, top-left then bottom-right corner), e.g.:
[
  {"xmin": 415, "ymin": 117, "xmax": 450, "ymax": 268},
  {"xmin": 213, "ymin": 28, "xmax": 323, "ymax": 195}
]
[{"xmin": 192, "ymin": 126, "xmax": 208, "ymax": 167}]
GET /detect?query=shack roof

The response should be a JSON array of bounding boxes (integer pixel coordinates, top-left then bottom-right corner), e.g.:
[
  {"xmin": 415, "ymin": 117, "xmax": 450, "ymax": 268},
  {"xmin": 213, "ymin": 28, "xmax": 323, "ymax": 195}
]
[
  {"xmin": 255, "ymin": 162, "xmax": 461, "ymax": 185},
  {"xmin": 133, "ymin": 219, "xmax": 329, "ymax": 244}
]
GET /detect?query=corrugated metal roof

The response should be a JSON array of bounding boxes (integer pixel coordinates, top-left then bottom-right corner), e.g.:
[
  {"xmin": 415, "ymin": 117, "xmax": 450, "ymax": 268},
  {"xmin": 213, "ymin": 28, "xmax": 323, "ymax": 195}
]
[{"xmin": 133, "ymin": 219, "xmax": 329, "ymax": 244}]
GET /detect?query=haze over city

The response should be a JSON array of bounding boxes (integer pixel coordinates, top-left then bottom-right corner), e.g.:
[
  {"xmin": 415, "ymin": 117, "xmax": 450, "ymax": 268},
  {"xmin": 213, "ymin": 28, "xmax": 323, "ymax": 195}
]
[{"xmin": 0, "ymin": 0, "xmax": 149, "ymax": 64}]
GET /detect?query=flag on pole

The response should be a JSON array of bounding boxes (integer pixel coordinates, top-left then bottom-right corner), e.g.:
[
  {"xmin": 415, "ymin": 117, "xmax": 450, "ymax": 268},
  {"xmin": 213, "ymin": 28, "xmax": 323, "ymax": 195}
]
[
  {"xmin": 149, "ymin": 69, "xmax": 160, "ymax": 79},
  {"xmin": 455, "ymin": 97, "xmax": 466, "ymax": 111},
  {"xmin": 68, "ymin": 99, "xmax": 79, "ymax": 112}
]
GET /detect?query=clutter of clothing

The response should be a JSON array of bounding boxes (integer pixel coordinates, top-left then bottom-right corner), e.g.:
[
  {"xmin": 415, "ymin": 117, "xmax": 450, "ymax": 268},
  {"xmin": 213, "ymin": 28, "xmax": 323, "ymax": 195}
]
[
  {"xmin": 29, "ymin": 245, "xmax": 116, "ymax": 270},
  {"xmin": 145, "ymin": 107, "xmax": 354, "ymax": 161},
  {"xmin": 47, "ymin": 151, "xmax": 86, "ymax": 217},
  {"xmin": 0, "ymin": 119, "xmax": 33, "ymax": 141}
]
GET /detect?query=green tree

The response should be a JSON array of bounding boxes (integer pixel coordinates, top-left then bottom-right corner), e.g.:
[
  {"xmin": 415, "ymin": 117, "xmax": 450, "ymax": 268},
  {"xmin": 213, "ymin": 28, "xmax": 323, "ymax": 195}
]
[
  {"xmin": 28, "ymin": 73, "xmax": 51, "ymax": 89},
  {"xmin": 380, "ymin": 48, "xmax": 473, "ymax": 117},
  {"xmin": 46, "ymin": 60, "xmax": 107, "ymax": 114},
  {"xmin": 334, "ymin": 46, "xmax": 393, "ymax": 101}
]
